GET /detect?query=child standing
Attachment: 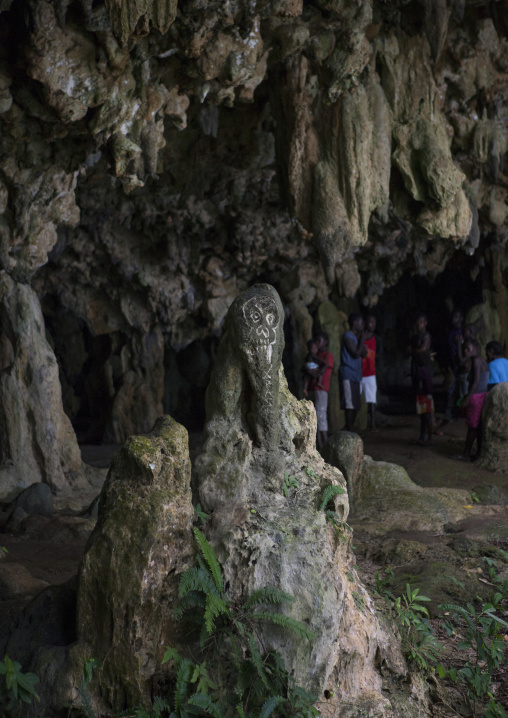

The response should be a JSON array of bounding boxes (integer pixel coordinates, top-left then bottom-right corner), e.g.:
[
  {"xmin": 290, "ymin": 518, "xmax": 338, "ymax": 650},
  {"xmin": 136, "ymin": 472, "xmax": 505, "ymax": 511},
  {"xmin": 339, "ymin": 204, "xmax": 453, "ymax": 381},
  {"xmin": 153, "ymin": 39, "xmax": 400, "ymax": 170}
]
[
  {"xmin": 453, "ymin": 338, "xmax": 489, "ymax": 461},
  {"xmin": 303, "ymin": 339, "xmax": 326, "ymax": 396},
  {"xmin": 361, "ymin": 314, "xmax": 379, "ymax": 431},
  {"xmin": 486, "ymin": 341, "xmax": 508, "ymax": 389},
  {"xmin": 307, "ymin": 332, "xmax": 334, "ymax": 451}
]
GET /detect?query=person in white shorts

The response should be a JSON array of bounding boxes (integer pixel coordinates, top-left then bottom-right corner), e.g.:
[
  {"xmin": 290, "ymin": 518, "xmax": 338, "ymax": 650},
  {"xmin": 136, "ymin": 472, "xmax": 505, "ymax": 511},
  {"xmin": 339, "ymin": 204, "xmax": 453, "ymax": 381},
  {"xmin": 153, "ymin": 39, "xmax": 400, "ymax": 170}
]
[{"xmin": 361, "ymin": 314, "xmax": 378, "ymax": 431}]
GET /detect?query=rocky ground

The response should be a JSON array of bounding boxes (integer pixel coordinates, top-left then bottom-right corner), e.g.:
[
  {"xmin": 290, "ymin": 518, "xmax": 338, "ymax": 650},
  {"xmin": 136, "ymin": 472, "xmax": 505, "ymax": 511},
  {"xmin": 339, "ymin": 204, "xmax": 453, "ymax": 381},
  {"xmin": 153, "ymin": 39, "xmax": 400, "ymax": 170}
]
[{"xmin": 0, "ymin": 409, "xmax": 507, "ymax": 711}]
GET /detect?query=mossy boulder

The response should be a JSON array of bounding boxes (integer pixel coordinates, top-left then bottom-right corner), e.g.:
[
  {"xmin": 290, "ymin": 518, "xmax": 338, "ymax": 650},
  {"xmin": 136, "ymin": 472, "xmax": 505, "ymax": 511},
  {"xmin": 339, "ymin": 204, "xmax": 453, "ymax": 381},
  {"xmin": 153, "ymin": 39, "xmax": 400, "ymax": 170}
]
[
  {"xmin": 352, "ymin": 457, "xmax": 471, "ymax": 534},
  {"xmin": 322, "ymin": 431, "xmax": 364, "ymax": 508},
  {"xmin": 75, "ymin": 415, "xmax": 194, "ymax": 714}
]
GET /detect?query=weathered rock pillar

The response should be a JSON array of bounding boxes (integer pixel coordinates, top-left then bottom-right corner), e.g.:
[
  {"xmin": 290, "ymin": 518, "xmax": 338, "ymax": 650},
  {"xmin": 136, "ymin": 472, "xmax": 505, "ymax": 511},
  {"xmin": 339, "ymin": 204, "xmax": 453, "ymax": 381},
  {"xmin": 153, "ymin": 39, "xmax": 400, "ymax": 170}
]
[
  {"xmin": 478, "ymin": 383, "xmax": 508, "ymax": 473},
  {"xmin": 194, "ymin": 284, "xmax": 412, "ymax": 714},
  {"xmin": 74, "ymin": 416, "xmax": 194, "ymax": 712},
  {"xmin": 0, "ymin": 273, "xmax": 86, "ymax": 501}
]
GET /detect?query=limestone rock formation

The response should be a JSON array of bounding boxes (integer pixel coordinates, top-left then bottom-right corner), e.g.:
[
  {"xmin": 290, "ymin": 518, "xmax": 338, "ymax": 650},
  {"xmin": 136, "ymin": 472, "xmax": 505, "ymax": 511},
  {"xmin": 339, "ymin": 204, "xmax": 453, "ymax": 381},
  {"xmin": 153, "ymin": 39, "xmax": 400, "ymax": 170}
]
[
  {"xmin": 323, "ymin": 432, "xmax": 472, "ymax": 532},
  {"xmin": 478, "ymin": 383, "xmax": 508, "ymax": 473},
  {"xmin": 0, "ymin": 0, "xmax": 507, "ymax": 491},
  {"xmin": 354, "ymin": 457, "xmax": 471, "ymax": 534},
  {"xmin": 73, "ymin": 415, "xmax": 194, "ymax": 713},
  {"xmin": 0, "ymin": 273, "xmax": 87, "ymax": 502},
  {"xmin": 194, "ymin": 284, "xmax": 424, "ymax": 716},
  {"xmin": 322, "ymin": 431, "xmax": 364, "ymax": 509}
]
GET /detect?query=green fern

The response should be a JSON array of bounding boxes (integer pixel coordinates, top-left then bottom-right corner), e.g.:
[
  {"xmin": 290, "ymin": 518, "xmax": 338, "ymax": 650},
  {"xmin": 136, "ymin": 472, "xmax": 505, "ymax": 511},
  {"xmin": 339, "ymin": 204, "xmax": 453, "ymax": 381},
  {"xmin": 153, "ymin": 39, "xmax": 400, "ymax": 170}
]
[
  {"xmin": 235, "ymin": 660, "xmax": 251, "ymax": 699},
  {"xmin": 173, "ymin": 590, "xmax": 206, "ymax": 621},
  {"xmin": 248, "ymin": 633, "xmax": 270, "ymax": 691},
  {"xmin": 188, "ymin": 692, "xmax": 223, "ymax": 717},
  {"xmin": 131, "ymin": 708, "xmax": 150, "ymax": 718},
  {"xmin": 232, "ymin": 618, "xmax": 247, "ymax": 637},
  {"xmin": 319, "ymin": 484, "xmax": 345, "ymax": 511},
  {"xmin": 195, "ymin": 503, "xmax": 210, "ymax": 525},
  {"xmin": 249, "ymin": 612, "xmax": 316, "ymax": 640},
  {"xmin": 205, "ymin": 592, "xmax": 229, "ymax": 634},
  {"xmin": 179, "ymin": 566, "xmax": 219, "ymax": 600},
  {"xmin": 174, "ymin": 658, "xmax": 193, "ymax": 712},
  {"xmin": 288, "ymin": 685, "xmax": 320, "ymax": 717},
  {"xmin": 128, "ymin": 696, "xmax": 172, "ymax": 717},
  {"xmin": 324, "ymin": 509, "xmax": 341, "ymax": 522},
  {"xmin": 171, "ymin": 524, "xmax": 318, "ymax": 718},
  {"xmin": 194, "ymin": 528, "xmax": 224, "ymax": 595},
  {"xmin": 199, "ymin": 622, "xmax": 213, "ymax": 650},
  {"xmin": 258, "ymin": 695, "xmax": 285, "ymax": 718},
  {"xmin": 243, "ymin": 587, "xmax": 296, "ymax": 611},
  {"xmin": 162, "ymin": 647, "xmax": 181, "ymax": 666}
]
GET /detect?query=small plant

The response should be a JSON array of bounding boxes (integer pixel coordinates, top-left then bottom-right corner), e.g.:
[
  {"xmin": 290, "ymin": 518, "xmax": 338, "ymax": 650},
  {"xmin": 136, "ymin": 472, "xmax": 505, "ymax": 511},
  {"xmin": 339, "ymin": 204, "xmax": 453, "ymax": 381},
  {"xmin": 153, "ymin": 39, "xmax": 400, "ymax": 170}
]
[
  {"xmin": 0, "ymin": 654, "xmax": 40, "ymax": 715},
  {"xmin": 483, "ymin": 557, "xmax": 508, "ymax": 597},
  {"xmin": 393, "ymin": 585, "xmax": 441, "ymax": 670},
  {"xmin": 318, "ymin": 485, "xmax": 349, "ymax": 541},
  {"xmin": 195, "ymin": 503, "xmax": 210, "ymax": 526},
  {"xmin": 439, "ymin": 596, "xmax": 508, "ymax": 708},
  {"xmin": 318, "ymin": 484, "xmax": 345, "ymax": 511},
  {"xmin": 485, "ymin": 694, "xmax": 508, "ymax": 718},
  {"xmin": 77, "ymin": 657, "xmax": 101, "ymax": 718},
  {"xmin": 282, "ymin": 471, "xmax": 299, "ymax": 497},
  {"xmin": 128, "ymin": 696, "xmax": 173, "ymax": 717},
  {"xmin": 374, "ymin": 566, "xmax": 394, "ymax": 600},
  {"xmin": 160, "ymin": 648, "xmax": 220, "ymax": 717}
]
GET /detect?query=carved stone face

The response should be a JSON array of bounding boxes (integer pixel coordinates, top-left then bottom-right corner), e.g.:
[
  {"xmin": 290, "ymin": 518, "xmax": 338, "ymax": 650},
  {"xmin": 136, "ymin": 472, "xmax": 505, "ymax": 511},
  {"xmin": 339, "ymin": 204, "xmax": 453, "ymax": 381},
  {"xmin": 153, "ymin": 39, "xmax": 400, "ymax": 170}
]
[{"xmin": 241, "ymin": 295, "xmax": 279, "ymax": 362}]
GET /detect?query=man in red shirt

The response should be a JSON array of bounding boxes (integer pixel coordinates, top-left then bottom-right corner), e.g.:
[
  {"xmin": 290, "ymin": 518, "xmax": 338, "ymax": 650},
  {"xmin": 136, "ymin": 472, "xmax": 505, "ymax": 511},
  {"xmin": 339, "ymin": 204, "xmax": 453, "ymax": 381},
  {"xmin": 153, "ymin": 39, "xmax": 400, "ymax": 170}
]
[
  {"xmin": 361, "ymin": 314, "xmax": 378, "ymax": 431},
  {"xmin": 307, "ymin": 331, "xmax": 334, "ymax": 451}
]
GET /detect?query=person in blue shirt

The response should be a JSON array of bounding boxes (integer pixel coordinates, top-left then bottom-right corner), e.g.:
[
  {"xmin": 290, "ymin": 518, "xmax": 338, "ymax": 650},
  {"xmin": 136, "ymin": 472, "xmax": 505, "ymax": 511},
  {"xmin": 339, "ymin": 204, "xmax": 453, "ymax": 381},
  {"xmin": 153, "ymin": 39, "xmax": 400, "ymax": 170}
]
[
  {"xmin": 486, "ymin": 341, "xmax": 508, "ymax": 389},
  {"xmin": 339, "ymin": 313, "xmax": 367, "ymax": 432}
]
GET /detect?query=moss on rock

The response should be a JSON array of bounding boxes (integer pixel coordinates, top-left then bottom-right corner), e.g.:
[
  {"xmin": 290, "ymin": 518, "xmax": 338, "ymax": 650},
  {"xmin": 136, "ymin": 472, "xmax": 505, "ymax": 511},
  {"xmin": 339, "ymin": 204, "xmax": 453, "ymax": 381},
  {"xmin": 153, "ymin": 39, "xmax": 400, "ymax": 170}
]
[
  {"xmin": 351, "ymin": 457, "xmax": 471, "ymax": 534},
  {"xmin": 74, "ymin": 414, "xmax": 194, "ymax": 714}
]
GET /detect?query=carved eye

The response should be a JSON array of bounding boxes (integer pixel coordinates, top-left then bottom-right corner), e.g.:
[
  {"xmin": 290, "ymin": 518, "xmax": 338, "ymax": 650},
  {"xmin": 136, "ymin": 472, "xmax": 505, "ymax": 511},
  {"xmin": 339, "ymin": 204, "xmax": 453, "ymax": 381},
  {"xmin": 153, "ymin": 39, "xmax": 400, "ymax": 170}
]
[
  {"xmin": 266, "ymin": 313, "xmax": 275, "ymax": 326},
  {"xmin": 251, "ymin": 311, "xmax": 261, "ymax": 323}
]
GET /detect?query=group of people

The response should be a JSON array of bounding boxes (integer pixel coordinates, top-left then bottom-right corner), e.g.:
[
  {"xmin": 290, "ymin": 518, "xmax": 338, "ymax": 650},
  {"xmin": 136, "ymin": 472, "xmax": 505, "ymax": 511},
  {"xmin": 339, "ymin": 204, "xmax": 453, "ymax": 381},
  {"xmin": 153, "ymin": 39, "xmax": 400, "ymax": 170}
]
[
  {"xmin": 409, "ymin": 310, "xmax": 508, "ymax": 460},
  {"xmin": 303, "ymin": 313, "xmax": 379, "ymax": 450},
  {"xmin": 303, "ymin": 308, "xmax": 508, "ymax": 460}
]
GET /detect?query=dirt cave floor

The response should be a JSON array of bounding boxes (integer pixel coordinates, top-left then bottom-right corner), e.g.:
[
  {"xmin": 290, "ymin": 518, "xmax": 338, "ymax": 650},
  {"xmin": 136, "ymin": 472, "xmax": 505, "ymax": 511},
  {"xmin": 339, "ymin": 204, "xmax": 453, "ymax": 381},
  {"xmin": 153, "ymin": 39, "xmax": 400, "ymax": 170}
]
[{"xmin": 1, "ymin": 411, "xmax": 508, "ymax": 710}]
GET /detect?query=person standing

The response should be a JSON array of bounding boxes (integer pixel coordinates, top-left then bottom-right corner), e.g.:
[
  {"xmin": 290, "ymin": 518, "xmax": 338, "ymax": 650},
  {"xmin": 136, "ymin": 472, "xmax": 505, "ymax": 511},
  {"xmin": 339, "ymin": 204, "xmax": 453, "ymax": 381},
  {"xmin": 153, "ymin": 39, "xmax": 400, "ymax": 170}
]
[
  {"xmin": 339, "ymin": 313, "xmax": 366, "ymax": 432},
  {"xmin": 455, "ymin": 323, "xmax": 478, "ymax": 398},
  {"xmin": 486, "ymin": 341, "xmax": 508, "ymax": 389},
  {"xmin": 452, "ymin": 338, "xmax": 489, "ymax": 461},
  {"xmin": 361, "ymin": 314, "xmax": 379, "ymax": 432},
  {"xmin": 307, "ymin": 331, "xmax": 334, "ymax": 451},
  {"xmin": 409, "ymin": 313, "xmax": 434, "ymax": 445}
]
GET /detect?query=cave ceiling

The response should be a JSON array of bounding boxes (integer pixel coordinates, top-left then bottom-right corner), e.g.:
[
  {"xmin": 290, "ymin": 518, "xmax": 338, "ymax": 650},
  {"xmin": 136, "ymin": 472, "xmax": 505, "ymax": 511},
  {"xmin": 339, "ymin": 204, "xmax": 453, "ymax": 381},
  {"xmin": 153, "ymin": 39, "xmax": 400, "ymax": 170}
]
[{"xmin": 0, "ymin": 0, "xmax": 507, "ymax": 445}]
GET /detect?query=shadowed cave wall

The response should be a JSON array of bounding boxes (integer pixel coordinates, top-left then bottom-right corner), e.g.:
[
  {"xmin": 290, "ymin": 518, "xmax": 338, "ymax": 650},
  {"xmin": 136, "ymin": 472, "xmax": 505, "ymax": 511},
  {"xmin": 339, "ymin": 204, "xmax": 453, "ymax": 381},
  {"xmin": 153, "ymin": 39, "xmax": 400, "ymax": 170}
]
[{"xmin": 0, "ymin": 0, "xmax": 507, "ymax": 495}]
